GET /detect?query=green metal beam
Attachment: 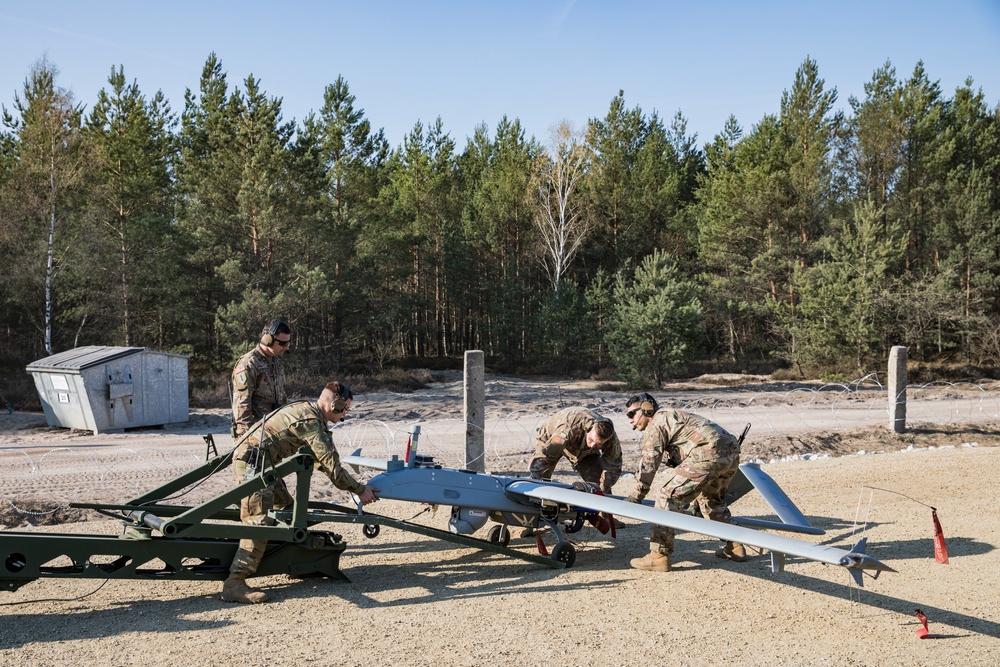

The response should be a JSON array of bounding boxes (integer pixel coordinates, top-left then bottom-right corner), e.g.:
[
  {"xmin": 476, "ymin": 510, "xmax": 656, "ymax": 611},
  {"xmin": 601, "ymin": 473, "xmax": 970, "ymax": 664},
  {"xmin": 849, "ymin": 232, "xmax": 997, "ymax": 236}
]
[
  {"xmin": 0, "ymin": 529, "xmax": 347, "ymax": 592},
  {"xmin": 292, "ymin": 502, "xmax": 566, "ymax": 569}
]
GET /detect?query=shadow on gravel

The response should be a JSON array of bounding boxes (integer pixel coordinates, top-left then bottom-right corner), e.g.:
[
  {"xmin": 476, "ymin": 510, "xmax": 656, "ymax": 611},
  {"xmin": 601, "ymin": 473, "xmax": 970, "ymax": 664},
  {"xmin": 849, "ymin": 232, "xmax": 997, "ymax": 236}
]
[{"xmin": 0, "ymin": 594, "xmax": 232, "ymax": 649}]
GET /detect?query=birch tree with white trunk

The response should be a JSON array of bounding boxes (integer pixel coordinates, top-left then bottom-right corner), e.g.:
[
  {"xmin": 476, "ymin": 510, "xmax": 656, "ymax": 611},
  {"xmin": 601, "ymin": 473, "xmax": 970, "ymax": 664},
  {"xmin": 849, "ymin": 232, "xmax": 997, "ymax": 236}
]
[{"xmin": 534, "ymin": 121, "xmax": 589, "ymax": 295}]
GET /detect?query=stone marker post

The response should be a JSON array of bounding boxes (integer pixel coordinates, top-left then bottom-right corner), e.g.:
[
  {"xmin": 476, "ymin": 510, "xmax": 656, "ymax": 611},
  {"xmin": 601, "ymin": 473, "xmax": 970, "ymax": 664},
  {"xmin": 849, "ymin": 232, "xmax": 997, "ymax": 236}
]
[
  {"xmin": 464, "ymin": 350, "xmax": 485, "ymax": 472},
  {"xmin": 888, "ymin": 345, "xmax": 907, "ymax": 433}
]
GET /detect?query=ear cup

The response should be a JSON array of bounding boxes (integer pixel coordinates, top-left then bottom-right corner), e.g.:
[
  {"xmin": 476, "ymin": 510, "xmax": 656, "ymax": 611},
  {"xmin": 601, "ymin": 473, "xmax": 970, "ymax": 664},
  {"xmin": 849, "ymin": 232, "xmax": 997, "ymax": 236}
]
[
  {"xmin": 641, "ymin": 400, "xmax": 654, "ymax": 416},
  {"xmin": 260, "ymin": 319, "xmax": 284, "ymax": 346},
  {"xmin": 332, "ymin": 397, "xmax": 346, "ymax": 413}
]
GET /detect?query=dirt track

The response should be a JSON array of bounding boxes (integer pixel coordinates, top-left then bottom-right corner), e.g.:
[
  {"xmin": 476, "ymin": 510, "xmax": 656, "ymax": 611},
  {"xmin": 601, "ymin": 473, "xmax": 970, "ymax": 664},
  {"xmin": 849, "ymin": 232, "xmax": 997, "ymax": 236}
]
[{"xmin": 2, "ymin": 376, "xmax": 1000, "ymax": 666}]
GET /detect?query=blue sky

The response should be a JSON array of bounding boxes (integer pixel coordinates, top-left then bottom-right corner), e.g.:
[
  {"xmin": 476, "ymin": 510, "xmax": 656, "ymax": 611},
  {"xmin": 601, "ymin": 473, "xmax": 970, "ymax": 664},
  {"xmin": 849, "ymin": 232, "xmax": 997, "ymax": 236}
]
[{"xmin": 1, "ymin": 1, "xmax": 998, "ymax": 149}]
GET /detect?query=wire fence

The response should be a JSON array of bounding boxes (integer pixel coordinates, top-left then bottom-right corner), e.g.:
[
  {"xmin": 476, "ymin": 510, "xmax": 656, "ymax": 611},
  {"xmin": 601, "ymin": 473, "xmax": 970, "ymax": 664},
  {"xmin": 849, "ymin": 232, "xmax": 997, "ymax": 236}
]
[{"xmin": 2, "ymin": 379, "xmax": 998, "ymax": 523}]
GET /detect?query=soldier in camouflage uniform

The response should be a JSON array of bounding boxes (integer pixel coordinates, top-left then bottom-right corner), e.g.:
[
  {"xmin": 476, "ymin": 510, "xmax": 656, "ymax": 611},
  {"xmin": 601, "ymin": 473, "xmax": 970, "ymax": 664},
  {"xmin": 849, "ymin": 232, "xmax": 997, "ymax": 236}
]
[
  {"xmin": 222, "ymin": 381, "xmax": 379, "ymax": 604},
  {"xmin": 230, "ymin": 319, "xmax": 291, "ymax": 438},
  {"xmin": 623, "ymin": 393, "xmax": 747, "ymax": 572},
  {"xmin": 529, "ymin": 407, "xmax": 622, "ymax": 493},
  {"xmin": 524, "ymin": 407, "xmax": 623, "ymax": 536}
]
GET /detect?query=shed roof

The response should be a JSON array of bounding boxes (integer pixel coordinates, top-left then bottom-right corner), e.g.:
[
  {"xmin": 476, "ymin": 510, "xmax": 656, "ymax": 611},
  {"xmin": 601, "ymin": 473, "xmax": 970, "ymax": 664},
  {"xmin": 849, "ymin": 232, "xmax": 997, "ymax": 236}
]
[{"xmin": 26, "ymin": 346, "xmax": 146, "ymax": 372}]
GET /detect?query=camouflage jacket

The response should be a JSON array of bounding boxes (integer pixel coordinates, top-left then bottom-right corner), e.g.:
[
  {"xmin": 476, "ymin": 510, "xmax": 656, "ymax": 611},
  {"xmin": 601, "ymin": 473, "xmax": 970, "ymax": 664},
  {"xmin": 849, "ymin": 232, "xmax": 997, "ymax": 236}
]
[
  {"xmin": 231, "ymin": 346, "xmax": 286, "ymax": 435},
  {"xmin": 634, "ymin": 408, "xmax": 738, "ymax": 496},
  {"xmin": 235, "ymin": 400, "xmax": 364, "ymax": 495},
  {"xmin": 535, "ymin": 407, "xmax": 622, "ymax": 477}
]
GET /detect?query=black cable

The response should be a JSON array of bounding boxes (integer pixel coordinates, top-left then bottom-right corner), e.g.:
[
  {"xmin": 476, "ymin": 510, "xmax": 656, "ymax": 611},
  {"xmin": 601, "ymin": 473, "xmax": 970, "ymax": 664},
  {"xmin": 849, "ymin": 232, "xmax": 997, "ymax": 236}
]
[
  {"xmin": 0, "ymin": 579, "xmax": 109, "ymax": 606},
  {"xmin": 861, "ymin": 485, "xmax": 937, "ymax": 511}
]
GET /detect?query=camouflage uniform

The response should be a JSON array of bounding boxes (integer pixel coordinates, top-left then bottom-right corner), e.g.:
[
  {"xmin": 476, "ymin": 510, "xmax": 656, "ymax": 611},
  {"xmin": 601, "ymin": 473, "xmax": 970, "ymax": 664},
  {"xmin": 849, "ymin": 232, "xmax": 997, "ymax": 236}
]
[
  {"xmin": 529, "ymin": 407, "xmax": 622, "ymax": 493},
  {"xmin": 632, "ymin": 408, "xmax": 740, "ymax": 556},
  {"xmin": 231, "ymin": 347, "xmax": 286, "ymax": 437},
  {"xmin": 228, "ymin": 400, "xmax": 365, "ymax": 578}
]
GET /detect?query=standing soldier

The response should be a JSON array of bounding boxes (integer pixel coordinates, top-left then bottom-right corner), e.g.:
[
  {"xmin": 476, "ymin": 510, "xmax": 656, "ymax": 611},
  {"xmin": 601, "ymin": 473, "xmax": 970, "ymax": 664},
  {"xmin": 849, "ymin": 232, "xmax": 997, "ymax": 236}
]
[
  {"xmin": 223, "ymin": 381, "xmax": 378, "ymax": 604},
  {"xmin": 231, "ymin": 319, "xmax": 291, "ymax": 438},
  {"xmin": 624, "ymin": 393, "xmax": 747, "ymax": 572}
]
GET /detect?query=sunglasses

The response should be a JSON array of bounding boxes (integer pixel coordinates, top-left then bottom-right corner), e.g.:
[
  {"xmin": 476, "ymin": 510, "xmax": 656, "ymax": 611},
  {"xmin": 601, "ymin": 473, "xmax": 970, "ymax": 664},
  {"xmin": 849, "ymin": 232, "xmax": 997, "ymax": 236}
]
[
  {"xmin": 272, "ymin": 338, "xmax": 291, "ymax": 347},
  {"xmin": 627, "ymin": 409, "xmax": 641, "ymax": 419}
]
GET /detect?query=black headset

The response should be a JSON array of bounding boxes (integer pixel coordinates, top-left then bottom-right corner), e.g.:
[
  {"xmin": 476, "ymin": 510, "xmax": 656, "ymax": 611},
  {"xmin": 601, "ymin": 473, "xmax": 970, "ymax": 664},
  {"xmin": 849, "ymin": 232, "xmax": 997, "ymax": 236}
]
[
  {"xmin": 332, "ymin": 383, "xmax": 351, "ymax": 413},
  {"xmin": 260, "ymin": 319, "xmax": 288, "ymax": 346}
]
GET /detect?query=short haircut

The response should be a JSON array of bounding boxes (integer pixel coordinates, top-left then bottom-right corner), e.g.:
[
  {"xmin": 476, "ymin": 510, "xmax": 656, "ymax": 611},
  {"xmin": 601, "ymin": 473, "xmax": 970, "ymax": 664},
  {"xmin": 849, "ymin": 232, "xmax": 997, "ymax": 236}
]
[
  {"xmin": 626, "ymin": 393, "xmax": 658, "ymax": 414},
  {"xmin": 323, "ymin": 381, "xmax": 353, "ymax": 400},
  {"xmin": 593, "ymin": 419, "xmax": 615, "ymax": 440}
]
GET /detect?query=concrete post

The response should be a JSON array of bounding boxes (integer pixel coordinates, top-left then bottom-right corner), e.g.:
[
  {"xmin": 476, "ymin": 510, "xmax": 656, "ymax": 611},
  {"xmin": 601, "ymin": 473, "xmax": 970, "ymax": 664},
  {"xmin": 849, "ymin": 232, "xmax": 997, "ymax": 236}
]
[
  {"xmin": 464, "ymin": 350, "xmax": 485, "ymax": 472},
  {"xmin": 888, "ymin": 345, "xmax": 907, "ymax": 433}
]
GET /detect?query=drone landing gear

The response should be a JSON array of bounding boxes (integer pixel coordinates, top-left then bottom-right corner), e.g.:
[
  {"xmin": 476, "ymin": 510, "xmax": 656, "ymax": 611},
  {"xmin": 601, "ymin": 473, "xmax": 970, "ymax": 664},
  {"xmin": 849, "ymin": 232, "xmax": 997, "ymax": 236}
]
[
  {"xmin": 486, "ymin": 524, "xmax": 511, "ymax": 547},
  {"xmin": 484, "ymin": 511, "xmax": 579, "ymax": 568},
  {"xmin": 551, "ymin": 542, "xmax": 576, "ymax": 567},
  {"xmin": 532, "ymin": 517, "xmax": 578, "ymax": 567}
]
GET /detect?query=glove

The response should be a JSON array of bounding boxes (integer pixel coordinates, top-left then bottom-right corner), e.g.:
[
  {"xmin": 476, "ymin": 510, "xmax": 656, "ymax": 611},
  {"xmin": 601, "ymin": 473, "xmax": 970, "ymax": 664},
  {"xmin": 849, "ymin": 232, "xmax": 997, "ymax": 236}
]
[{"xmin": 625, "ymin": 494, "xmax": 642, "ymax": 504}]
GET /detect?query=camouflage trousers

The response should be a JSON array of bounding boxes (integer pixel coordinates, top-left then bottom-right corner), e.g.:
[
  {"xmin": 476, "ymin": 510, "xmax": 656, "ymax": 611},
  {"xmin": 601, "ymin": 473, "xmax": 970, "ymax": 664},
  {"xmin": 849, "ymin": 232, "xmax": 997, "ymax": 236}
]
[
  {"xmin": 229, "ymin": 457, "xmax": 294, "ymax": 576},
  {"xmin": 648, "ymin": 450, "xmax": 740, "ymax": 556}
]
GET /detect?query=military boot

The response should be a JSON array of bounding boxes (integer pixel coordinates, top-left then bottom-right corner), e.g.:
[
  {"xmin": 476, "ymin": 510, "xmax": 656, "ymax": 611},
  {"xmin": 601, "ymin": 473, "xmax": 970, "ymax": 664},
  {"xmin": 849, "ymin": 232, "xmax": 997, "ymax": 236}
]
[
  {"xmin": 716, "ymin": 541, "xmax": 748, "ymax": 562},
  {"xmin": 221, "ymin": 574, "xmax": 269, "ymax": 604},
  {"xmin": 630, "ymin": 552, "xmax": 671, "ymax": 572}
]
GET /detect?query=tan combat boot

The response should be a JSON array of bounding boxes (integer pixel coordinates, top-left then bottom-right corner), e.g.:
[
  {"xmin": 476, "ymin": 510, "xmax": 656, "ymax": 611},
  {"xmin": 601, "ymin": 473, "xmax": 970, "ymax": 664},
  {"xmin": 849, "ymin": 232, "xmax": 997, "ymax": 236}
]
[
  {"xmin": 221, "ymin": 574, "xmax": 269, "ymax": 604},
  {"xmin": 630, "ymin": 552, "xmax": 671, "ymax": 572},
  {"xmin": 716, "ymin": 541, "xmax": 748, "ymax": 562}
]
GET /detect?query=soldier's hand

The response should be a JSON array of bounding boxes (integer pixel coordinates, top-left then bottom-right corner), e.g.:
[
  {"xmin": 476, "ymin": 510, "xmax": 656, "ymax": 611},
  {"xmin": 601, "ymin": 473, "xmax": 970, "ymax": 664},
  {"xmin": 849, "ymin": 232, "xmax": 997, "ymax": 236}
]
[
  {"xmin": 358, "ymin": 486, "xmax": 379, "ymax": 505},
  {"xmin": 625, "ymin": 494, "xmax": 642, "ymax": 504}
]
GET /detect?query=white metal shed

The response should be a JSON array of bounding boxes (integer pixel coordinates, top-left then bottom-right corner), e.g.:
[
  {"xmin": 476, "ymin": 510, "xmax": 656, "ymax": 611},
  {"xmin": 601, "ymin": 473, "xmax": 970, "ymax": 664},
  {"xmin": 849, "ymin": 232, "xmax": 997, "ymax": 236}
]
[{"xmin": 26, "ymin": 346, "xmax": 189, "ymax": 434}]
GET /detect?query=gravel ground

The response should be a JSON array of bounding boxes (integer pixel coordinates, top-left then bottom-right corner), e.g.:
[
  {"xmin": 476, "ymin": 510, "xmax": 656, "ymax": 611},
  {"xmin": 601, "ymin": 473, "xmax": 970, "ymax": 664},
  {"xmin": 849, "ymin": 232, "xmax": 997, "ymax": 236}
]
[{"xmin": 1, "ymin": 376, "xmax": 999, "ymax": 666}]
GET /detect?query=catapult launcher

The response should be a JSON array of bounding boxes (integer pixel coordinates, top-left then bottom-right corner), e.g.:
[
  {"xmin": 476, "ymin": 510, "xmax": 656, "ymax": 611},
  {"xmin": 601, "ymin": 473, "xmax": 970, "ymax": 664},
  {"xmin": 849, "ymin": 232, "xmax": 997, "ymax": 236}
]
[{"xmin": 1, "ymin": 428, "xmax": 567, "ymax": 594}]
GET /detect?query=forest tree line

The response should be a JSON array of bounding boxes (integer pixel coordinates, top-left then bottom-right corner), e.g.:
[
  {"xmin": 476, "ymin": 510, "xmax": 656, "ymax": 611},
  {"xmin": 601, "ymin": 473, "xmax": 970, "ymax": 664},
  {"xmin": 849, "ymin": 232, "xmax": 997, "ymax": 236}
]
[{"xmin": 1, "ymin": 54, "xmax": 998, "ymax": 391}]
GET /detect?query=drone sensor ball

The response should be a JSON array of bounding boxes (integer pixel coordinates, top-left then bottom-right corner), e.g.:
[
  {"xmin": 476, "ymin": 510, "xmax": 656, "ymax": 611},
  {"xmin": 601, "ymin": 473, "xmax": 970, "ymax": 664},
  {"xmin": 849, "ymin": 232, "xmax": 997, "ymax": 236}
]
[{"xmin": 449, "ymin": 507, "xmax": 489, "ymax": 534}]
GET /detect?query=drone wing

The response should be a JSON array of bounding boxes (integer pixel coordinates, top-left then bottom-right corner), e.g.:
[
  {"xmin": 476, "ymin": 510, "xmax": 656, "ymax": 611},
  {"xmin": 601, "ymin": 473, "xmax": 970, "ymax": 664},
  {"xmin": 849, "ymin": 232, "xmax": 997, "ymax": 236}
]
[
  {"xmin": 343, "ymin": 451, "xmax": 389, "ymax": 473},
  {"xmin": 727, "ymin": 463, "xmax": 824, "ymax": 535},
  {"xmin": 506, "ymin": 481, "xmax": 894, "ymax": 586}
]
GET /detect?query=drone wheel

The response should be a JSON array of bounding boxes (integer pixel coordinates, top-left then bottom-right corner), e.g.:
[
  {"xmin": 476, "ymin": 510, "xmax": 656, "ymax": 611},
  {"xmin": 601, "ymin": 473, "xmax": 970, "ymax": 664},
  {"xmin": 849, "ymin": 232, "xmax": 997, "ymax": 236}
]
[
  {"xmin": 362, "ymin": 524, "xmax": 380, "ymax": 539},
  {"xmin": 486, "ymin": 524, "xmax": 511, "ymax": 547},
  {"xmin": 551, "ymin": 542, "xmax": 576, "ymax": 567}
]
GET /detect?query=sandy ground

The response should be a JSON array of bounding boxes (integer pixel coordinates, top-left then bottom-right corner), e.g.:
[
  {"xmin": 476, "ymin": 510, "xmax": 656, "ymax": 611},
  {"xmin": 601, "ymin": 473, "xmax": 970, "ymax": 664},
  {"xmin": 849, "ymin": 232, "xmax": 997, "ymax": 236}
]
[{"xmin": 2, "ymin": 374, "xmax": 1000, "ymax": 666}]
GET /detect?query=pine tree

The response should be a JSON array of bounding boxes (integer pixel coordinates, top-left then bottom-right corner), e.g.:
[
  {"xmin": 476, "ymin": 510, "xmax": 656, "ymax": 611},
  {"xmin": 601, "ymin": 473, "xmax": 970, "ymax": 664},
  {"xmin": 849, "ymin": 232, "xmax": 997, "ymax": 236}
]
[
  {"xmin": 459, "ymin": 117, "xmax": 540, "ymax": 358},
  {"xmin": 84, "ymin": 65, "xmax": 178, "ymax": 347},
  {"xmin": 607, "ymin": 249, "xmax": 702, "ymax": 387},
  {"xmin": 791, "ymin": 200, "xmax": 908, "ymax": 371},
  {"xmin": 300, "ymin": 75, "xmax": 389, "ymax": 360}
]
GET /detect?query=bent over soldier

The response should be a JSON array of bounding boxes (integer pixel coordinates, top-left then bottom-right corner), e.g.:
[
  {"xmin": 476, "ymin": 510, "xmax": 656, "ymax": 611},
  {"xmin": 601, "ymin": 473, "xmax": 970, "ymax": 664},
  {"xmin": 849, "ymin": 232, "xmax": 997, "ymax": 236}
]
[
  {"xmin": 624, "ymin": 393, "xmax": 746, "ymax": 572},
  {"xmin": 222, "ymin": 381, "xmax": 378, "ymax": 604},
  {"xmin": 230, "ymin": 319, "xmax": 291, "ymax": 437},
  {"xmin": 529, "ymin": 407, "xmax": 622, "ymax": 494}
]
